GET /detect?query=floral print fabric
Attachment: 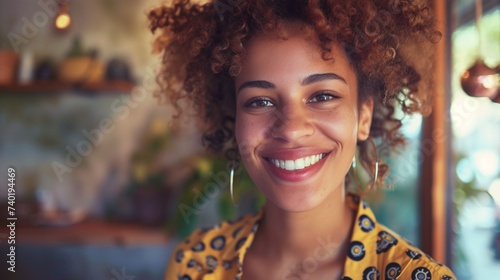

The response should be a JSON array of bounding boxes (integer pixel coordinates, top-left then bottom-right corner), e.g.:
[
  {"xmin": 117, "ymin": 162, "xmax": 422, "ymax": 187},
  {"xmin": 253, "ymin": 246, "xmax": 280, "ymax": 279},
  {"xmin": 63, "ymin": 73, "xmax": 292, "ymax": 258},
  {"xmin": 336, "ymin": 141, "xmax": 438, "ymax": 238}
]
[{"xmin": 165, "ymin": 194, "xmax": 456, "ymax": 280}]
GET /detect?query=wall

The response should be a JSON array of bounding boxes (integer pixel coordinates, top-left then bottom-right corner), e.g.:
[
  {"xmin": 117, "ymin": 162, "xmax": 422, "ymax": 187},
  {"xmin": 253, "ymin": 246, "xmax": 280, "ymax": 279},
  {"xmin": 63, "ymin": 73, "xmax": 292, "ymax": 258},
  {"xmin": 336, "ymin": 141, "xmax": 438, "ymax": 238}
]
[
  {"xmin": 0, "ymin": 0, "xmax": 160, "ymax": 74},
  {"xmin": 0, "ymin": 0, "xmax": 204, "ymax": 219}
]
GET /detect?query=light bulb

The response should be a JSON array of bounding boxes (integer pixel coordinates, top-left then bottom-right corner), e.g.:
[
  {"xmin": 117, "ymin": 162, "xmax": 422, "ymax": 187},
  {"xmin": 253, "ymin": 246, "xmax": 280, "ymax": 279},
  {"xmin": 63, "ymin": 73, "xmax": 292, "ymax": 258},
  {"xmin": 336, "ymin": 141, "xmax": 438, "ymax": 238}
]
[{"xmin": 55, "ymin": 13, "xmax": 71, "ymax": 30}]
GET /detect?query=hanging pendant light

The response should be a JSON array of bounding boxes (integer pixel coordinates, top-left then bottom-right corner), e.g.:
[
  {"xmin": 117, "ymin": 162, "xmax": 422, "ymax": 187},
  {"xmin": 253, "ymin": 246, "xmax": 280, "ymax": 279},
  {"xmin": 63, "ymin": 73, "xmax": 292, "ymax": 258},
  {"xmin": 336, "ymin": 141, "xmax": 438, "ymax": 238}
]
[
  {"xmin": 55, "ymin": 0, "xmax": 71, "ymax": 31},
  {"xmin": 460, "ymin": 0, "xmax": 499, "ymax": 99},
  {"xmin": 493, "ymin": 65, "xmax": 500, "ymax": 103}
]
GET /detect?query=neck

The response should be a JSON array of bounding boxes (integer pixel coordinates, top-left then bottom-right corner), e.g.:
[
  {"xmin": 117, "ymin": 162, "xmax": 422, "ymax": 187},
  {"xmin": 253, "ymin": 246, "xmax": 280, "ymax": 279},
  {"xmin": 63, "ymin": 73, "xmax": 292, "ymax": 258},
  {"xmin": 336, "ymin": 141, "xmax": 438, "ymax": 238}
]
[{"xmin": 254, "ymin": 185, "xmax": 354, "ymax": 266}]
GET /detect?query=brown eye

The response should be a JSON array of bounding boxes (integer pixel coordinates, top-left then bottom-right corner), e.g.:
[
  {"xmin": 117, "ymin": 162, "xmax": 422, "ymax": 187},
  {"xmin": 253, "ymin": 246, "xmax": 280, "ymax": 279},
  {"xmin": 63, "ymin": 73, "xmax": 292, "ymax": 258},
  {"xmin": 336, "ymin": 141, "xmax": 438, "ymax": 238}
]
[
  {"xmin": 308, "ymin": 92, "xmax": 338, "ymax": 103},
  {"xmin": 244, "ymin": 97, "xmax": 275, "ymax": 108}
]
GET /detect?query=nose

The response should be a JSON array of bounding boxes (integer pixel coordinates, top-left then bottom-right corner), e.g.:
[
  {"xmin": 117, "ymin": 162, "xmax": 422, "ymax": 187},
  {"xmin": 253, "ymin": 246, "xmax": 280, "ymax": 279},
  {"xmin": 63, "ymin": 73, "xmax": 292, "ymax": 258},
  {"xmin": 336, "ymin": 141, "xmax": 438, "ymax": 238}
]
[{"xmin": 269, "ymin": 103, "xmax": 314, "ymax": 142}]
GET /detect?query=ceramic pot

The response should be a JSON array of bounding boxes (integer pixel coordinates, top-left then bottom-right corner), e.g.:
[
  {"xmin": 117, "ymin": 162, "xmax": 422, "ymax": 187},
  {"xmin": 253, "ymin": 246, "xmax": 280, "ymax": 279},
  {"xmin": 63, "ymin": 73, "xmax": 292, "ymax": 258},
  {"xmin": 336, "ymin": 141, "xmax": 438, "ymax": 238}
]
[
  {"xmin": 58, "ymin": 56, "xmax": 104, "ymax": 84},
  {"xmin": 0, "ymin": 51, "xmax": 19, "ymax": 84}
]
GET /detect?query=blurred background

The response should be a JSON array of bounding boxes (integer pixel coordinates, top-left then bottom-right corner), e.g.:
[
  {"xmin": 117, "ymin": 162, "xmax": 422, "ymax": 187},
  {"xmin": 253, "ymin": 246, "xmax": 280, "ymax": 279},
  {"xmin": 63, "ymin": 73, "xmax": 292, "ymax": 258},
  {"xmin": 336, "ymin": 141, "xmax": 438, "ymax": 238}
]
[{"xmin": 0, "ymin": 0, "xmax": 498, "ymax": 279}]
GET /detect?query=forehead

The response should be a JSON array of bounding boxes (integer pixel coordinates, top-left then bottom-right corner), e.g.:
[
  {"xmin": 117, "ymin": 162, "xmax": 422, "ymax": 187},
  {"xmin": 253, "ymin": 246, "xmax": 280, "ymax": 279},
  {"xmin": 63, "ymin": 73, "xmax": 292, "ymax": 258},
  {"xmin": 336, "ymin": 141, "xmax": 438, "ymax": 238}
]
[{"xmin": 237, "ymin": 24, "xmax": 357, "ymax": 85}]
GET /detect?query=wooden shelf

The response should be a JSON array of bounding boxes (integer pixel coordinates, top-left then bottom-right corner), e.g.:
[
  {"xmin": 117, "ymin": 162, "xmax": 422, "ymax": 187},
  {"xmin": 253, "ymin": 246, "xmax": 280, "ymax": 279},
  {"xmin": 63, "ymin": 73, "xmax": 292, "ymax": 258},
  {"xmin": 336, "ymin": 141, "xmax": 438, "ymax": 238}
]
[
  {"xmin": 2, "ymin": 219, "xmax": 172, "ymax": 245},
  {"xmin": 0, "ymin": 80, "xmax": 136, "ymax": 93}
]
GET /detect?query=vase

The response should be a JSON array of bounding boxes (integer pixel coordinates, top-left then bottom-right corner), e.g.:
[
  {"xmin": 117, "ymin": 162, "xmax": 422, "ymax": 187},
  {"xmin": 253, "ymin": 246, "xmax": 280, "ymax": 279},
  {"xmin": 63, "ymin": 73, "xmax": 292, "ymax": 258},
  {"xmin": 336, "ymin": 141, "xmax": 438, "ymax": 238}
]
[
  {"xmin": 0, "ymin": 51, "xmax": 19, "ymax": 84},
  {"xmin": 58, "ymin": 56, "xmax": 104, "ymax": 84}
]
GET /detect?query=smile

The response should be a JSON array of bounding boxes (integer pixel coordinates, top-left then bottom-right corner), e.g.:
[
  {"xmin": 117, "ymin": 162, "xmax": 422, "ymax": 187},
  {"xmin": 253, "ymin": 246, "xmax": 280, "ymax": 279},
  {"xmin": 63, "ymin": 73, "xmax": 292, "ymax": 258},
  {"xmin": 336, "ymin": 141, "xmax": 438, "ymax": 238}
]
[{"xmin": 266, "ymin": 153, "xmax": 327, "ymax": 171}]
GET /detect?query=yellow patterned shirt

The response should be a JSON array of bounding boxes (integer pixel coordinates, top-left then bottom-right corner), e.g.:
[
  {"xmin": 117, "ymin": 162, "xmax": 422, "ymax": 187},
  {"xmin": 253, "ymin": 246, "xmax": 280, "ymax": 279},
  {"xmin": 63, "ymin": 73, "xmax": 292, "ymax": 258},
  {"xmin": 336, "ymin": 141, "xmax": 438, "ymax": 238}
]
[{"xmin": 165, "ymin": 194, "xmax": 456, "ymax": 280}]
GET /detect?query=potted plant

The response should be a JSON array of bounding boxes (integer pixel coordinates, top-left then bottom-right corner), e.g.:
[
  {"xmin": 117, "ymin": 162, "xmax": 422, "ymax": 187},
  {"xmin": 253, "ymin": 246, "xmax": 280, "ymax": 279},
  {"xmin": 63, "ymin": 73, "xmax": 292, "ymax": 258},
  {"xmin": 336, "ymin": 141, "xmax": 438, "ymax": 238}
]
[
  {"xmin": 125, "ymin": 118, "xmax": 175, "ymax": 227},
  {"xmin": 58, "ymin": 36, "xmax": 104, "ymax": 84}
]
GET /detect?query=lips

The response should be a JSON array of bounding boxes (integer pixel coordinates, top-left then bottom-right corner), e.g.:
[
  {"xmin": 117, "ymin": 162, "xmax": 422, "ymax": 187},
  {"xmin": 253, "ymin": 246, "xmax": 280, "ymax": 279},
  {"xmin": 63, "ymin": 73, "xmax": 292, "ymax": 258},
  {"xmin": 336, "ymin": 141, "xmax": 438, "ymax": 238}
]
[
  {"xmin": 266, "ymin": 153, "xmax": 326, "ymax": 171},
  {"xmin": 261, "ymin": 149, "xmax": 332, "ymax": 182}
]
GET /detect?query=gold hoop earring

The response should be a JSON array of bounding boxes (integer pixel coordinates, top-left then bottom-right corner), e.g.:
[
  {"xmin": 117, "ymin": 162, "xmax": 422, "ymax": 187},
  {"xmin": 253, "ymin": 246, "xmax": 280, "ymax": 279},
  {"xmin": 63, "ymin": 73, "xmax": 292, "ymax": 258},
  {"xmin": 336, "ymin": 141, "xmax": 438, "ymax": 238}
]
[
  {"xmin": 351, "ymin": 137, "xmax": 380, "ymax": 194},
  {"xmin": 367, "ymin": 137, "xmax": 379, "ymax": 189},
  {"xmin": 229, "ymin": 162, "xmax": 239, "ymax": 207}
]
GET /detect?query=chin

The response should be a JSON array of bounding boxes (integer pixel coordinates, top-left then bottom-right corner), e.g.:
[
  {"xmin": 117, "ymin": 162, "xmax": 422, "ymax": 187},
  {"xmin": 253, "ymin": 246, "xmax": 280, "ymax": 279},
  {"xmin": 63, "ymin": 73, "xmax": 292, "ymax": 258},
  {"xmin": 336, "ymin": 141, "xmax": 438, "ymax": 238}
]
[{"xmin": 255, "ymin": 176, "xmax": 345, "ymax": 213}]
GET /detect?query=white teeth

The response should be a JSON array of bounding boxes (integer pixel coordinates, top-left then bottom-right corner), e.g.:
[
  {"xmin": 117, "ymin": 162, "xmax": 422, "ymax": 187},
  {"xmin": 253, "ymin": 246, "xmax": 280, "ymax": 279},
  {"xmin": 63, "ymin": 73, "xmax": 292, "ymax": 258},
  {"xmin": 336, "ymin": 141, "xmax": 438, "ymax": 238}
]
[
  {"xmin": 269, "ymin": 153, "xmax": 326, "ymax": 171},
  {"xmin": 295, "ymin": 158, "xmax": 305, "ymax": 169}
]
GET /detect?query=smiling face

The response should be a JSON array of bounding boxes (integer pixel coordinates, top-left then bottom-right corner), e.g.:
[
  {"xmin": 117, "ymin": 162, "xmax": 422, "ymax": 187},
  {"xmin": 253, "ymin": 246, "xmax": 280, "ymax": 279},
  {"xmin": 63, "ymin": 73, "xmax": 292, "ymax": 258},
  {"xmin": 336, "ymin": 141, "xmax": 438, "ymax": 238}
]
[{"xmin": 235, "ymin": 24, "xmax": 373, "ymax": 212}]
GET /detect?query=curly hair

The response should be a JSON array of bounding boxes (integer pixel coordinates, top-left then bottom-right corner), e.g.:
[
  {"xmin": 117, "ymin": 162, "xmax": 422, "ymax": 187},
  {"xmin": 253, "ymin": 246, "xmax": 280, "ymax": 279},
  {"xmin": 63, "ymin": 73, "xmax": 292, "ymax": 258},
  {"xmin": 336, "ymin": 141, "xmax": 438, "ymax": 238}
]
[{"xmin": 148, "ymin": 0, "xmax": 440, "ymax": 189}]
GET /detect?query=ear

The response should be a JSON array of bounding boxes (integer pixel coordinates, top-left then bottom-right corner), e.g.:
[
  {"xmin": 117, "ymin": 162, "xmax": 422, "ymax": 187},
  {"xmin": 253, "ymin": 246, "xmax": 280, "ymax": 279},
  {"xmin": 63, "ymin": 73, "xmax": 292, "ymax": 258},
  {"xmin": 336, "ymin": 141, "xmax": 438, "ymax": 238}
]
[{"xmin": 357, "ymin": 97, "xmax": 374, "ymax": 141}]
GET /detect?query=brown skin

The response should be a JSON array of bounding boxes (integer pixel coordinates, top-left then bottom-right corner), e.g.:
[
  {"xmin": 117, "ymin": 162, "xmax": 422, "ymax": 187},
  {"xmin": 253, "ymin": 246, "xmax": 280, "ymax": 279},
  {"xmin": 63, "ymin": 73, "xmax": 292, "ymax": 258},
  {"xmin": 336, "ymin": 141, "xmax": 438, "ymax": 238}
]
[
  {"xmin": 149, "ymin": 1, "xmax": 440, "ymax": 278},
  {"xmin": 149, "ymin": 0, "xmax": 440, "ymax": 190},
  {"xmin": 236, "ymin": 23, "xmax": 373, "ymax": 279}
]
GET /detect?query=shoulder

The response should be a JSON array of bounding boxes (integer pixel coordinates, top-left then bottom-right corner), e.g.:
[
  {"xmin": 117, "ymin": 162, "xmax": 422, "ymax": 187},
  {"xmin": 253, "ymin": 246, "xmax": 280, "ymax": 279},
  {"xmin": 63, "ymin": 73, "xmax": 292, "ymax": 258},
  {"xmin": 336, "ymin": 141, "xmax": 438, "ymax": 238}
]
[
  {"xmin": 164, "ymin": 210, "xmax": 262, "ymax": 278},
  {"xmin": 175, "ymin": 212, "xmax": 258, "ymax": 257},
  {"xmin": 374, "ymin": 223, "xmax": 456, "ymax": 280},
  {"xmin": 346, "ymin": 194, "xmax": 456, "ymax": 279}
]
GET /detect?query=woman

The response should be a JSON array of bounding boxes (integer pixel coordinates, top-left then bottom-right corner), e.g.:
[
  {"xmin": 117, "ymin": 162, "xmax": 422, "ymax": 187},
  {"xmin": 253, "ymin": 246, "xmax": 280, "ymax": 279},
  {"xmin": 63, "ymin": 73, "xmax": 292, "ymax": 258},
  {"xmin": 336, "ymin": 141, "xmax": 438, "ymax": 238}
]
[{"xmin": 149, "ymin": 0, "xmax": 456, "ymax": 279}]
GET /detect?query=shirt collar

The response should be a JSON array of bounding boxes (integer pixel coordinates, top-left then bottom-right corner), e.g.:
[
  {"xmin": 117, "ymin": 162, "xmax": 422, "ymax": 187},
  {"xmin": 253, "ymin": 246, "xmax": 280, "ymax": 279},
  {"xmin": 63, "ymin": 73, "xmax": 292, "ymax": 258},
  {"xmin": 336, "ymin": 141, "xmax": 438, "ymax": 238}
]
[
  {"xmin": 342, "ymin": 193, "xmax": 380, "ymax": 273},
  {"xmin": 222, "ymin": 193, "xmax": 378, "ymax": 268},
  {"xmin": 221, "ymin": 208, "xmax": 264, "ymax": 261}
]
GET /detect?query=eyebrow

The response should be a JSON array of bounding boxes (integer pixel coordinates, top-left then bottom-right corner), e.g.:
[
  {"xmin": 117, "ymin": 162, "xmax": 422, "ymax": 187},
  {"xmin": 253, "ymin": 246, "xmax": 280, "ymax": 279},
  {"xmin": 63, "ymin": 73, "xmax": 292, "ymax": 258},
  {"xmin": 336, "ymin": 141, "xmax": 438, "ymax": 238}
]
[
  {"xmin": 237, "ymin": 80, "xmax": 276, "ymax": 93},
  {"xmin": 237, "ymin": 72, "xmax": 347, "ymax": 93},
  {"xmin": 302, "ymin": 73, "xmax": 347, "ymax": 85}
]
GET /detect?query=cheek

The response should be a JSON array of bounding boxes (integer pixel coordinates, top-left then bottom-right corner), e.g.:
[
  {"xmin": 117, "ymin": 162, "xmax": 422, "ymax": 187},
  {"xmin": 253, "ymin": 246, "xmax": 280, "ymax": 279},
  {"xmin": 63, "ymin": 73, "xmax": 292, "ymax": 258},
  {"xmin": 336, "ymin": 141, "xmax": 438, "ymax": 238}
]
[
  {"xmin": 316, "ymin": 110, "xmax": 358, "ymax": 144},
  {"xmin": 235, "ymin": 115, "xmax": 266, "ymax": 161},
  {"xmin": 235, "ymin": 113, "xmax": 251, "ymax": 145}
]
